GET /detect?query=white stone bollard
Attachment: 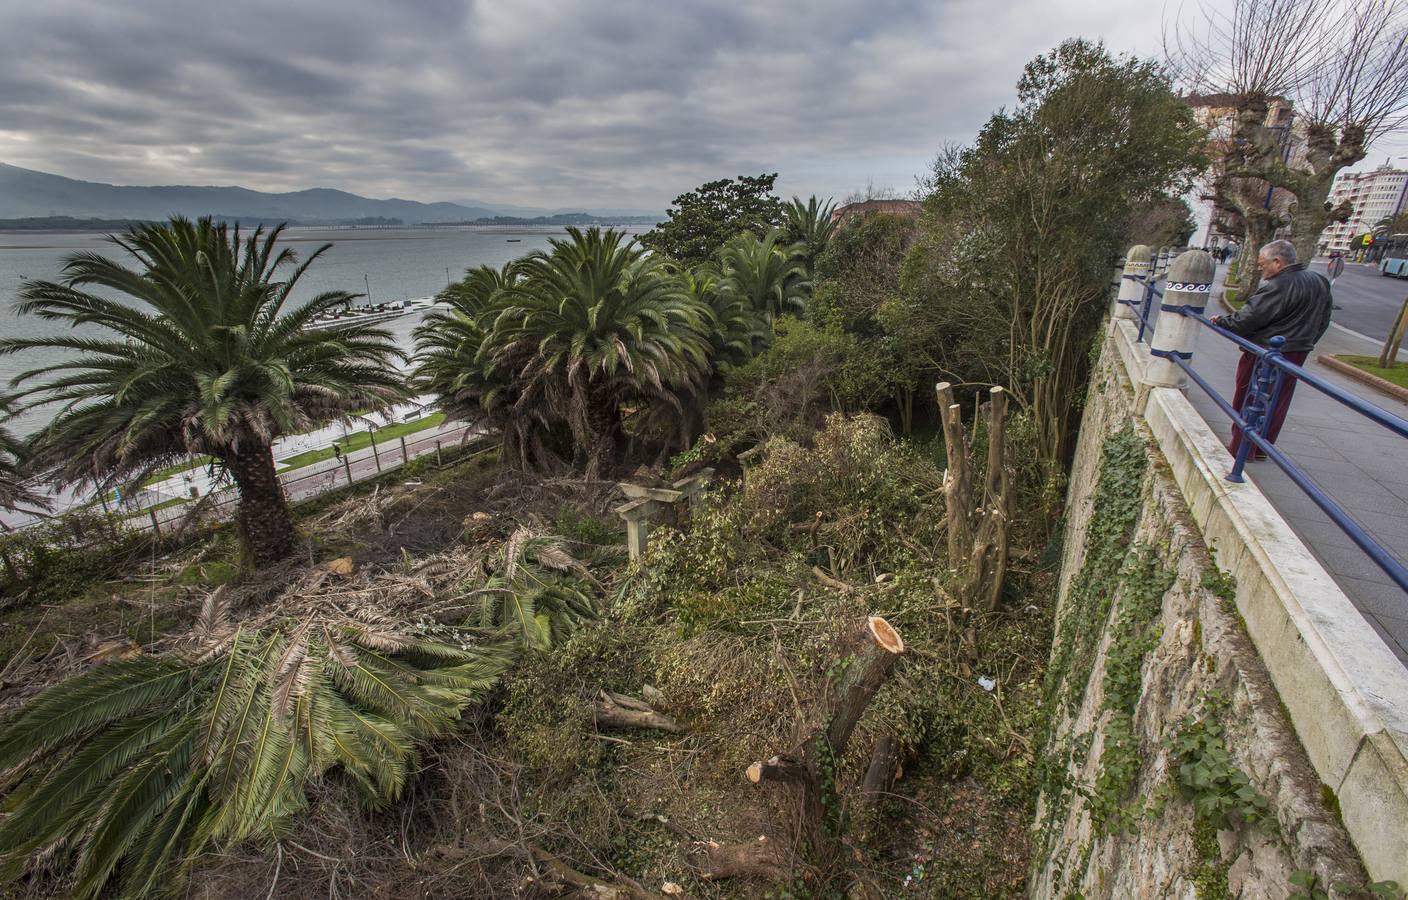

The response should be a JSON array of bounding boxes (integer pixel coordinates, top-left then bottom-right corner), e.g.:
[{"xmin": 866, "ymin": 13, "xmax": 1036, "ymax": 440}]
[
  {"xmin": 1145, "ymin": 249, "xmax": 1216, "ymax": 393},
  {"xmin": 1113, "ymin": 244, "xmax": 1153, "ymax": 321}
]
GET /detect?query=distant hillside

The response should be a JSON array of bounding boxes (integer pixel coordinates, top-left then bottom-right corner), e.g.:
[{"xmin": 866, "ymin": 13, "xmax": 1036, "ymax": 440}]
[{"xmin": 0, "ymin": 163, "xmax": 500, "ymax": 225}]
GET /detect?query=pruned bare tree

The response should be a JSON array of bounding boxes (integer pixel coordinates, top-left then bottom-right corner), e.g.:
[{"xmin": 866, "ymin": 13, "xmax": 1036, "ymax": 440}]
[{"xmin": 1168, "ymin": 0, "xmax": 1408, "ymax": 265}]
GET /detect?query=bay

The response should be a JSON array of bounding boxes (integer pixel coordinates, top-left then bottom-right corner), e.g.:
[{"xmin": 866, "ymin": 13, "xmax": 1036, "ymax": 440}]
[{"xmin": 0, "ymin": 225, "xmax": 644, "ymax": 434}]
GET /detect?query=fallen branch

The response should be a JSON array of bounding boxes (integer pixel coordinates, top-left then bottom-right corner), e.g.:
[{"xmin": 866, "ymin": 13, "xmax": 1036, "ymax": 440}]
[
  {"xmin": 456, "ymin": 839, "xmax": 669, "ymax": 899},
  {"xmin": 810, "ymin": 565, "xmax": 854, "ymax": 593},
  {"xmin": 596, "ymin": 689, "xmax": 683, "ymax": 733},
  {"xmin": 861, "ymin": 736, "xmax": 901, "ymax": 807},
  {"xmin": 702, "ymin": 835, "xmax": 791, "ymax": 881}
]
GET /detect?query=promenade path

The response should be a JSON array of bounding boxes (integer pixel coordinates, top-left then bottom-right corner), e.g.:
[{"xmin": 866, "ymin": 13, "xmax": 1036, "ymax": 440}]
[
  {"xmin": 129, "ymin": 417, "xmax": 481, "ymax": 535},
  {"xmin": 1173, "ymin": 263, "xmax": 1408, "ymax": 665}
]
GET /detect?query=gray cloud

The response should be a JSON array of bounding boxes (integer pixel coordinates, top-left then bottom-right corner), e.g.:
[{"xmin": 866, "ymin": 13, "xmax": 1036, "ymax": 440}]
[{"xmin": 0, "ymin": 0, "xmax": 1165, "ymax": 208}]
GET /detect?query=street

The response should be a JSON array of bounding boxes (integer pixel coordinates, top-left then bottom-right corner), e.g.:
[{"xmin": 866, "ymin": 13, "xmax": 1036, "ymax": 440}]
[{"xmin": 1319, "ymin": 260, "xmax": 1408, "ymax": 345}]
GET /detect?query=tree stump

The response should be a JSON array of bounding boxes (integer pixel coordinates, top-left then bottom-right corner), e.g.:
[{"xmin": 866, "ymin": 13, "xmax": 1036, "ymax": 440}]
[
  {"xmin": 715, "ymin": 616, "xmax": 905, "ymax": 881},
  {"xmin": 935, "ymin": 382, "xmax": 1011, "ymax": 611}
]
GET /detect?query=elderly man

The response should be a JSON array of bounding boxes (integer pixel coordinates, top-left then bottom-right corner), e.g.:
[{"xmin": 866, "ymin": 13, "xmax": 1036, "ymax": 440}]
[{"xmin": 1211, "ymin": 239, "xmax": 1333, "ymax": 459}]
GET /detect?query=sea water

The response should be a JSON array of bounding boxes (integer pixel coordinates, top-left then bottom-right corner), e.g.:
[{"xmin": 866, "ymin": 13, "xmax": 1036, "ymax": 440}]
[{"xmin": 0, "ymin": 226, "xmax": 646, "ymax": 433}]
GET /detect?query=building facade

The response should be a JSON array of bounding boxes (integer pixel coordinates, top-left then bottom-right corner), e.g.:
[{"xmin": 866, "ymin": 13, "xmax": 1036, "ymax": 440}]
[{"xmin": 1316, "ymin": 165, "xmax": 1408, "ymax": 254}]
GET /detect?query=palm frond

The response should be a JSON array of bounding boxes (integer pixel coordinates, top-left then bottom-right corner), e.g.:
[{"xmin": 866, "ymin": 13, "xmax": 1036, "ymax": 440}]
[{"xmin": 0, "ymin": 613, "xmax": 510, "ymax": 899}]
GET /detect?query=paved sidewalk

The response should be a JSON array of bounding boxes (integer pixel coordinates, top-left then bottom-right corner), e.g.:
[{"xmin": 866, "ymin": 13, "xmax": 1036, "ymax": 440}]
[{"xmin": 1171, "ymin": 271, "xmax": 1408, "ymax": 664}]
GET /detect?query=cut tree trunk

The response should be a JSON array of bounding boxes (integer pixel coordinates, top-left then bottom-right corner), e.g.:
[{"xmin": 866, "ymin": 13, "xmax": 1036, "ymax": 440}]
[
  {"xmin": 595, "ymin": 689, "xmax": 682, "ymax": 733},
  {"xmin": 861, "ymin": 736, "xmax": 900, "ymax": 807},
  {"xmin": 970, "ymin": 386, "xmax": 1010, "ymax": 611},
  {"xmin": 935, "ymin": 382, "xmax": 972, "ymax": 567},
  {"xmin": 225, "ymin": 442, "xmax": 299, "ymax": 566},
  {"xmin": 721, "ymin": 616, "xmax": 905, "ymax": 879},
  {"xmin": 702, "ymin": 835, "xmax": 791, "ymax": 881},
  {"xmin": 935, "ymin": 383, "xmax": 1011, "ymax": 610}
]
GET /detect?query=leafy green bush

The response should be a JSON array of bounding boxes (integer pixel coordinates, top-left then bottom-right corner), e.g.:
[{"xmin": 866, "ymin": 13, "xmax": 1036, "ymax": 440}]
[
  {"xmin": 0, "ymin": 513, "xmax": 152, "ymax": 608},
  {"xmin": 710, "ymin": 319, "xmax": 906, "ymax": 452}
]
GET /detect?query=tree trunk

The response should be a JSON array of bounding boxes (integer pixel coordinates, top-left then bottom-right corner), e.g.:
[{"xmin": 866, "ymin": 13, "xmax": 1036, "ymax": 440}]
[
  {"xmin": 1288, "ymin": 168, "xmax": 1340, "ymax": 263},
  {"xmin": 935, "ymin": 383, "xmax": 972, "ymax": 568},
  {"xmin": 1239, "ymin": 210, "xmax": 1276, "ymax": 297},
  {"xmin": 225, "ymin": 442, "xmax": 299, "ymax": 565},
  {"xmin": 897, "ymin": 385, "xmax": 914, "ymax": 435},
  {"xmin": 735, "ymin": 616, "xmax": 905, "ymax": 871},
  {"xmin": 580, "ymin": 381, "xmax": 622, "ymax": 481},
  {"xmin": 860, "ymin": 736, "xmax": 900, "ymax": 807}
]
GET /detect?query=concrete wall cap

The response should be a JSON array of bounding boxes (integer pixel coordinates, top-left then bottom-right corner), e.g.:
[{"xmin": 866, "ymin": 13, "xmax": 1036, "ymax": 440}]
[
  {"xmin": 1126, "ymin": 244, "xmax": 1153, "ymax": 263},
  {"xmin": 1167, "ymin": 250, "xmax": 1216, "ymax": 292}
]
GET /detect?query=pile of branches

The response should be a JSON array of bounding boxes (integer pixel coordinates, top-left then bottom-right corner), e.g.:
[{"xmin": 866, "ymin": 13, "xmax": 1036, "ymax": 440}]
[{"xmin": 0, "ymin": 516, "xmax": 614, "ymax": 900}]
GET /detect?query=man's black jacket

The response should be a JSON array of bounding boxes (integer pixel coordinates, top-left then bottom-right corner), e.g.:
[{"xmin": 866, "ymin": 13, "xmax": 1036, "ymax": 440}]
[{"xmin": 1219, "ymin": 263, "xmax": 1333, "ymax": 353}]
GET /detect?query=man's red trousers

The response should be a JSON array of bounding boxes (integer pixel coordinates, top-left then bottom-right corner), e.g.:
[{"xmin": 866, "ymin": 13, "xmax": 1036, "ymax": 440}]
[{"xmin": 1228, "ymin": 348, "xmax": 1309, "ymax": 458}]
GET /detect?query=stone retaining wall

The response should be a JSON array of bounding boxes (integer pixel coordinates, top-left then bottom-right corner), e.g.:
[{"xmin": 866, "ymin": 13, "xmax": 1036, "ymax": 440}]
[{"xmin": 1031, "ymin": 319, "xmax": 1398, "ymax": 897}]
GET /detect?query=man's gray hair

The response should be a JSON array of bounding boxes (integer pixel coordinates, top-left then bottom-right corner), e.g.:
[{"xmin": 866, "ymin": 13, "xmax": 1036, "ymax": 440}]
[{"xmin": 1260, "ymin": 239, "xmax": 1298, "ymax": 265}]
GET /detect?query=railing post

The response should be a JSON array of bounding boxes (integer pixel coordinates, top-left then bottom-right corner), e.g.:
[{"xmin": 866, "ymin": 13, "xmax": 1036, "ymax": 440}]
[
  {"xmin": 1228, "ymin": 336, "xmax": 1287, "ymax": 483},
  {"xmin": 1145, "ymin": 249, "xmax": 1215, "ymax": 395},
  {"xmin": 1137, "ymin": 276, "xmax": 1157, "ymax": 343},
  {"xmin": 1114, "ymin": 244, "xmax": 1152, "ymax": 322}
]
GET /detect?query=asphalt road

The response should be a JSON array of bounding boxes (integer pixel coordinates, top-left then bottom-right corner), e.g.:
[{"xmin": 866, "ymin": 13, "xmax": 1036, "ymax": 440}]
[{"xmin": 1320, "ymin": 260, "xmax": 1408, "ymax": 342}]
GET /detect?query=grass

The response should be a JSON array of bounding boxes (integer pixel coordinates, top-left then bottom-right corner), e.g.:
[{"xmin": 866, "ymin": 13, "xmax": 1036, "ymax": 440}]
[
  {"xmin": 140, "ymin": 455, "xmax": 213, "ymax": 488},
  {"xmin": 1335, "ymin": 354, "xmax": 1408, "ymax": 389},
  {"xmin": 123, "ymin": 494, "xmax": 196, "ymax": 519},
  {"xmin": 1221, "ymin": 258, "xmax": 1247, "ymax": 309},
  {"xmin": 277, "ymin": 413, "xmax": 447, "ymax": 470}
]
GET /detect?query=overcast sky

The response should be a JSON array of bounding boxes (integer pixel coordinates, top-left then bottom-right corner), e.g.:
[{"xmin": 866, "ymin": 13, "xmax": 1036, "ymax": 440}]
[{"xmin": 1, "ymin": 0, "xmax": 1404, "ymax": 210}]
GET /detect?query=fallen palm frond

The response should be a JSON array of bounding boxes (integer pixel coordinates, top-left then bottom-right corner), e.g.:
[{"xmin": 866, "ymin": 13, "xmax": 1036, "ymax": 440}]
[
  {"xmin": 463, "ymin": 525, "xmax": 600, "ymax": 649},
  {"xmin": 0, "ymin": 566, "xmax": 518, "ymax": 900}
]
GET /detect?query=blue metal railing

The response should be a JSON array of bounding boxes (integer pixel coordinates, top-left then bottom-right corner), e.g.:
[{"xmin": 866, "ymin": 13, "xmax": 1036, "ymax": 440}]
[{"xmin": 1119, "ymin": 273, "xmax": 1408, "ymax": 596}]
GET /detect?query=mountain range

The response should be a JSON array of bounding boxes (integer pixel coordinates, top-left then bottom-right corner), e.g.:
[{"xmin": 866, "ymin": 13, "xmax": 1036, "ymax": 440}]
[{"xmin": 0, "ymin": 163, "xmax": 658, "ymax": 225}]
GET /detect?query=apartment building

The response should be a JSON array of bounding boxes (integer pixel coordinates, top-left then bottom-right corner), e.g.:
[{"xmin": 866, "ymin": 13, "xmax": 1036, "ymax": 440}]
[{"xmin": 1317, "ymin": 165, "xmax": 1408, "ymax": 254}]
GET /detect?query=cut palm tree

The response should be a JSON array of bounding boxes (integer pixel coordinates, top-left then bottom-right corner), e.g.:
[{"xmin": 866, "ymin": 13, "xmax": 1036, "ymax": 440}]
[
  {"xmin": 2, "ymin": 217, "xmax": 410, "ymax": 564},
  {"xmin": 463, "ymin": 525, "xmax": 599, "ymax": 648},
  {"xmin": 0, "ymin": 582, "xmax": 513, "ymax": 900}
]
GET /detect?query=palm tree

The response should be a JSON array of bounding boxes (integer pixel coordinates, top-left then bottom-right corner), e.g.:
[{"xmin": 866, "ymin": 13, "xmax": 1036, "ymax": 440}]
[
  {"xmin": 783, "ymin": 195, "xmax": 838, "ymax": 270},
  {"xmin": 1, "ymin": 217, "xmax": 409, "ymax": 564},
  {"xmin": 413, "ymin": 262, "xmax": 557, "ymax": 469},
  {"xmin": 681, "ymin": 265, "xmax": 767, "ymax": 373},
  {"xmin": 487, "ymin": 227, "xmax": 713, "ymax": 478},
  {"xmin": 0, "ymin": 394, "xmax": 46, "ymax": 514},
  {"xmin": 716, "ymin": 228, "xmax": 811, "ymax": 321}
]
